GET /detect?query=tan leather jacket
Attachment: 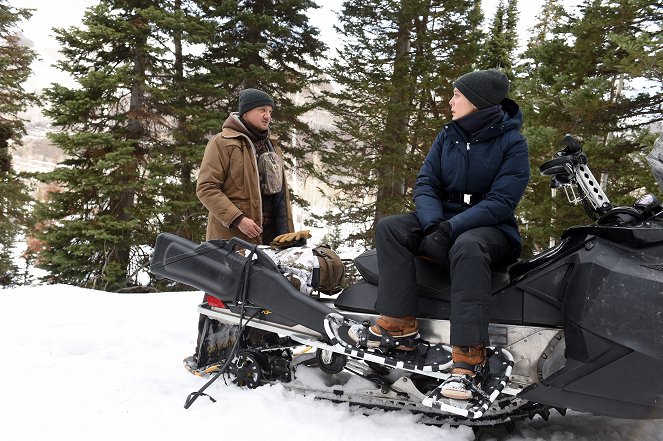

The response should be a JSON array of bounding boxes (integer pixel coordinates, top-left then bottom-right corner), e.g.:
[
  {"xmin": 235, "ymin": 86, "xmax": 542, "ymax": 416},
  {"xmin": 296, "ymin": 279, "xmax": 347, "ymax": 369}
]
[{"xmin": 197, "ymin": 114, "xmax": 293, "ymax": 243}]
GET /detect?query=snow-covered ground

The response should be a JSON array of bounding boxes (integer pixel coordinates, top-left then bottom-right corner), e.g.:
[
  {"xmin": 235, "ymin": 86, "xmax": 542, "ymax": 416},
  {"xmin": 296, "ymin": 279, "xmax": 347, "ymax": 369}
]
[{"xmin": 0, "ymin": 285, "xmax": 661, "ymax": 441}]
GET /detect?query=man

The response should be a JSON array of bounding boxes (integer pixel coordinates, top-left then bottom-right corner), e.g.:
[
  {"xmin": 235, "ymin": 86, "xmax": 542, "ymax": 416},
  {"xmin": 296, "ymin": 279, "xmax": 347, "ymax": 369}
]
[
  {"xmin": 197, "ymin": 88, "xmax": 293, "ymax": 245},
  {"xmin": 187, "ymin": 88, "xmax": 295, "ymax": 371}
]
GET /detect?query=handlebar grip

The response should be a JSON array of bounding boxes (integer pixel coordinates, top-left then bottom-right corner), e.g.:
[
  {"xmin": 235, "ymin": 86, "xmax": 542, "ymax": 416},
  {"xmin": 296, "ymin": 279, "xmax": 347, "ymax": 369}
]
[{"xmin": 563, "ymin": 134, "xmax": 582, "ymax": 154}]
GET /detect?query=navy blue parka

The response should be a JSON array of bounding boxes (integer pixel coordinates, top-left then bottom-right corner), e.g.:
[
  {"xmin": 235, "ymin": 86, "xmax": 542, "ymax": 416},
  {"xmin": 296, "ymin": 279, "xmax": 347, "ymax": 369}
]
[{"xmin": 413, "ymin": 98, "xmax": 530, "ymax": 261}]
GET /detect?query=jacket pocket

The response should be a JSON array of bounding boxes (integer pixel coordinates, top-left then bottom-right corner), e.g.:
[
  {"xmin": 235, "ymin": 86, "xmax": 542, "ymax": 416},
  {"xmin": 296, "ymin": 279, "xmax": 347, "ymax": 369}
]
[{"xmin": 229, "ymin": 147, "xmax": 245, "ymax": 190}]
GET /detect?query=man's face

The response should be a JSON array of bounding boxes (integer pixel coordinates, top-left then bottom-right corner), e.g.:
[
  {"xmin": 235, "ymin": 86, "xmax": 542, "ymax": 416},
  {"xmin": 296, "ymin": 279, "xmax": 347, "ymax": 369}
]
[{"xmin": 242, "ymin": 105, "xmax": 273, "ymax": 131}]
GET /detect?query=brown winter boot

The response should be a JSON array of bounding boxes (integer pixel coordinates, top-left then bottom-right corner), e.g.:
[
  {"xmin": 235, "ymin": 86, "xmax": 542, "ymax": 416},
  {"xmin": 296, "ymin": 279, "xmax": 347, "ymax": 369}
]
[
  {"xmin": 348, "ymin": 315, "xmax": 419, "ymax": 351},
  {"xmin": 440, "ymin": 345, "xmax": 487, "ymax": 400}
]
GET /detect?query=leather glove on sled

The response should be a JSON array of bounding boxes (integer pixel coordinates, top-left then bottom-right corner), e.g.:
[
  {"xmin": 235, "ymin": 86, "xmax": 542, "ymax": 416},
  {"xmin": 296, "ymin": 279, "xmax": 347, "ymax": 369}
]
[
  {"xmin": 270, "ymin": 230, "xmax": 311, "ymax": 249},
  {"xmin": 419, "ymin": 221, "xmax": 453, "ymax": 268}
]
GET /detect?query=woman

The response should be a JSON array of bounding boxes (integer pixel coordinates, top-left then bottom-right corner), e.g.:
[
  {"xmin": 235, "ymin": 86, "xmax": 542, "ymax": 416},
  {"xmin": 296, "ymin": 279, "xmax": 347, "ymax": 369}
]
[{"xmin": 350, "ymin": 69, "xmax": 530, "ymax": 400}]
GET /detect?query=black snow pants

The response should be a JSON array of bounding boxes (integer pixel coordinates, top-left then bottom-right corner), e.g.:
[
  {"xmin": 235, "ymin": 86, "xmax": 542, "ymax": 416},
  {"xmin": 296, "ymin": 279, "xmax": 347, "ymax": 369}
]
[{"xmin": 374, "ymin": 213, "xmax": 512, "ymax": 346}]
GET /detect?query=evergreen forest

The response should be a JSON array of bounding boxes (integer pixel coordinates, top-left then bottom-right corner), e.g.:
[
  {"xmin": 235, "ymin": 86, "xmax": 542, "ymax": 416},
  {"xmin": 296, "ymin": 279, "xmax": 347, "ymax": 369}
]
[{"xmin": 1, "ymin": 0, "xmax": 661, "ymax": 291}]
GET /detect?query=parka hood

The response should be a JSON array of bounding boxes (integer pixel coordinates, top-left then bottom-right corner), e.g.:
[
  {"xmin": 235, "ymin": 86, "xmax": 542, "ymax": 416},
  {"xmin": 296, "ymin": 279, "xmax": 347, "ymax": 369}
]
[
  {"xmin": 221, "ymin": 113, "xmax": 274, "ymax": 144},
  {"xmin": 500, "ymin": 98, "xmax": 522, "ymax": 125},
  {"xmin": 222, "ymin": 113, "xmax": 254, "ymax": 138}
]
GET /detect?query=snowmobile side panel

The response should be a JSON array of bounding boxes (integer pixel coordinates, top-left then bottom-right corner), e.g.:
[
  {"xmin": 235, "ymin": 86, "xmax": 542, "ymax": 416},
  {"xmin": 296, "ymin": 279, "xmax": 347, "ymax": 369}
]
[
  {"xmin": 516, "ymin": 261, "xmax": 573, "ymax": 307},
  {"xmin": 521, "ymin": 330, "xmax": 663, "ymax": 419},
  {"xmin": 563, "ymin": 351, "xmax": 663, "ymax": 410},
  {"xmin": 520, "ymin": 352, "xmax": 663, "ymax": 419},
  {"xmin": 562, "ymin": 238, "xmax": 663, "ymax": 361},
  {"xmin": 520, "ymin": 383, "xmax": 663, "ymax": 419}
]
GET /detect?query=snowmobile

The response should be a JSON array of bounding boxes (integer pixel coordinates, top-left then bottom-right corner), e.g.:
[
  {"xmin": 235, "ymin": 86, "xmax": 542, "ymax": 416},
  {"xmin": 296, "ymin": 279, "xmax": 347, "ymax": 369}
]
[{"xmin": 150, "ymin": 134, "xmax": 663, "ymax": 426}]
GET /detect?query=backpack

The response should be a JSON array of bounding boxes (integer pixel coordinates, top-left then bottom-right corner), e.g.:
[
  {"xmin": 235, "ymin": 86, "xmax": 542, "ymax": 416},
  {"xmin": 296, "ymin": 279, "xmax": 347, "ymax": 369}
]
[{"xmin": 312, "ymin": 245, "xmax": 345, "ymax": 295}]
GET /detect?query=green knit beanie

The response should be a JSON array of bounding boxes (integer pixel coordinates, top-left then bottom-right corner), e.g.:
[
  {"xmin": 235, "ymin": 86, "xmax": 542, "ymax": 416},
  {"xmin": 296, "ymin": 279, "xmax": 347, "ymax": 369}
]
[
  {"xmin": 238, "ymin": 88, "xmax": 274, "ymax": 116},
  {"xmin": 453, "ymin": 69, "xmax": 510, "ymax": 109}
]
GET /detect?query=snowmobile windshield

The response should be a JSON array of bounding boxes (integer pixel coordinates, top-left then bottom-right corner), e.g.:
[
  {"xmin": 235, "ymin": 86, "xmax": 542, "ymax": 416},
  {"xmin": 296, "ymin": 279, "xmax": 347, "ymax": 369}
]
[{"xmin": 646, "ymin": 135, "xmax": 663, "ymax": 194}]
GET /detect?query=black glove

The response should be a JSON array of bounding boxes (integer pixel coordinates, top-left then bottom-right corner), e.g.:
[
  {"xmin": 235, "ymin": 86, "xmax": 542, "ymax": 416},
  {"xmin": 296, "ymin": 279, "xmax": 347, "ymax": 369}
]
[{"xmin": 419, "ymin": 221, "xmax": 453, "ymax": 267}]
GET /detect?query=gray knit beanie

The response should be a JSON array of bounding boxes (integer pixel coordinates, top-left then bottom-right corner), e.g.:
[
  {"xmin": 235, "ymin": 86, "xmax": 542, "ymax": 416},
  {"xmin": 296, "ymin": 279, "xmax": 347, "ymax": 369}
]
[
  {"xmin": 453, "ymin": 69, "xmax": 510, "ymax": 109},
  {"xmin": 238, "ymin": 88, "xmax": 274, "ymax": 116}
]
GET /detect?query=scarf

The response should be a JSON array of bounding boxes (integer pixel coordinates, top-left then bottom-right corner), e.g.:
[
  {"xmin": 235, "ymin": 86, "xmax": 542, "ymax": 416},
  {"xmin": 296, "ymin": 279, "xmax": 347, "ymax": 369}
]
[
  {"xmin": 453, "ymin": 105, "xmax": 504, "ymax": 141},
  {"xmin": 239, "ymin": 116, "xmax": 270, "ymax": 142}
]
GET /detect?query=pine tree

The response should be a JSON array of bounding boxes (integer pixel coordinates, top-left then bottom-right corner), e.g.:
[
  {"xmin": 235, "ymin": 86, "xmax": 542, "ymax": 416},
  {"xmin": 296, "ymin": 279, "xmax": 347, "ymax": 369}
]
[
  {"xmin": 36, "ymin": 0, "xmax": 183, "ymax": 290},
  {"xmin": 0, "ymin": 2, "xmax": 36, "ymax": 287},
  {"xmin": 197, "ymin": 0, "xmax": 327, "ymax": 166},
  {"xmin": 516, "ymin": 0, "xmax": 663, "ymax": 256},
  {"xmin": 478, "ymin": 0, "xmax": 519, "ymax": 77},
  {"xmin": 140, "ymin": 0, "xmax": 217, "ymax": 244},
  {"xmin": 316, "ymin": 0, "xmax": 483, "ymax": 245}
]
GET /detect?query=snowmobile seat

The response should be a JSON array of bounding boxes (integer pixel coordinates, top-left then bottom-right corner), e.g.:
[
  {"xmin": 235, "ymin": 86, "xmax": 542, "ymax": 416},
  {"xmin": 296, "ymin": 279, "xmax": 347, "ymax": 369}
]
[
  {"xmin": 337, "ymin": 249, "xmax": 514, "ymax": 320},
  {"xmin": 352, "ymin": 249, "xmax": 510, "ymax": 302},
  {"xmin": 334, "ymin": 279, "xmax": 522, "ymax": 320}
]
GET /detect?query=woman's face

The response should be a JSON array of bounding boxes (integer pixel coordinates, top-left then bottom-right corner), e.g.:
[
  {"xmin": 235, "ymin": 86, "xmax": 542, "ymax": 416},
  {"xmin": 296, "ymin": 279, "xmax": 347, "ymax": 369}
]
[{"xmin": 449, "ymin": 88, "xmax": 476, "ymax": 120}]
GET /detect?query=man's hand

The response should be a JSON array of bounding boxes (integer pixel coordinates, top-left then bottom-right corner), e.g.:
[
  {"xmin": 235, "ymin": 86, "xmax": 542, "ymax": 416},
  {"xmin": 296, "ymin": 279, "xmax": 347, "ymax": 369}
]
[
  {"xmin": 419, "ymin": 221, "xmax": 453, "ymax": 267},
  {"xmin": 237, "ymin": 217, "xmax": 262, "ymax": 238}
]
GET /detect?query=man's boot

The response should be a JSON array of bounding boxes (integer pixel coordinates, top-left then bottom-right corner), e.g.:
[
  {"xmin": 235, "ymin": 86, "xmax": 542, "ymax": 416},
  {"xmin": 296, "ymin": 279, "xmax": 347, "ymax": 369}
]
[
  {"xmin": 440, "ymin": 345, "xmax": 486, "ymax": 400},
  {"xmin": 348, "ymin": 315, "xmax": 419, "ymax": 350}
]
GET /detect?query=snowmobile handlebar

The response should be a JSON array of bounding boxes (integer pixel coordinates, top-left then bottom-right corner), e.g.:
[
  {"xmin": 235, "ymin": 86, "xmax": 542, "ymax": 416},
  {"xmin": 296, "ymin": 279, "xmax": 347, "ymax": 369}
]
[{"xmin": 539, "ymin": 134, "xmax": 613, "ymax": 219}]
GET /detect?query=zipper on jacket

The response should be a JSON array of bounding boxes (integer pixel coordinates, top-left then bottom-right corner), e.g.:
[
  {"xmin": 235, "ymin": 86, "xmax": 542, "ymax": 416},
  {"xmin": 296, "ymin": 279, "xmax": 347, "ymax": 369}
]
[{"xmin": 451, "ymin": 114, "xmax": 504, "ymax": 201}]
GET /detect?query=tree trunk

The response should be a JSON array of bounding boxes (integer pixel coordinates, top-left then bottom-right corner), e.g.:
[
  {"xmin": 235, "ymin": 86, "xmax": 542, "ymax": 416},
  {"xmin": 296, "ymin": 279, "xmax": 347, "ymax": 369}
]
[
  {"xmin": 172, "ymin": 0, "xmax": 194, "ymax": 240},
  {"xmin": 112, "ymin": 12, "xmax": 148, "ymax": 286},
  {"xmin": 243, "ymin": 0, "xmax": 268, "ymax": 90},
  {"xmin": 374, "ymin": 0, "xmax": 415, "ymax": 226}
]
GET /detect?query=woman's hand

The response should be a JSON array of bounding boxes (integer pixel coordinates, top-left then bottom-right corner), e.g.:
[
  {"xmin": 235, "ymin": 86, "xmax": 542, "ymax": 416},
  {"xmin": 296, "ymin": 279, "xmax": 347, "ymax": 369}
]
[{"xmin": 419, "ymin": 221, "xmax": 453, "ymax": 267}]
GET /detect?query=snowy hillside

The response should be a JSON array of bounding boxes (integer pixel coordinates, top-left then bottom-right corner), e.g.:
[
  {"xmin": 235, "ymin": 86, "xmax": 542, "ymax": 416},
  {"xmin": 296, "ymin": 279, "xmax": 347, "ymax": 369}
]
[{"xmin": 0, "ymin": 285, "xmax": 661, "ymax": 441}]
